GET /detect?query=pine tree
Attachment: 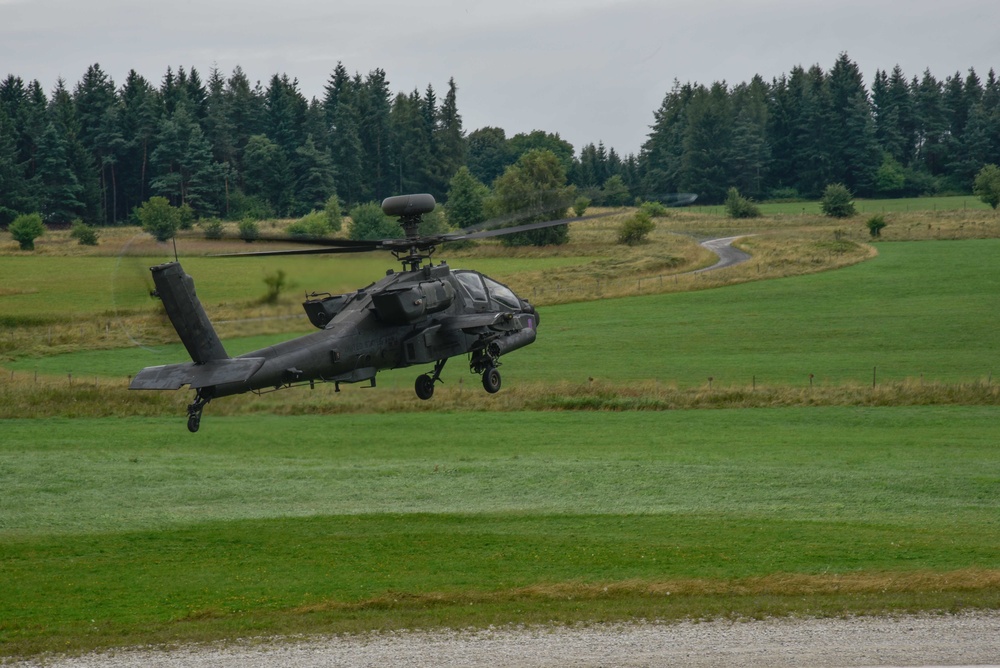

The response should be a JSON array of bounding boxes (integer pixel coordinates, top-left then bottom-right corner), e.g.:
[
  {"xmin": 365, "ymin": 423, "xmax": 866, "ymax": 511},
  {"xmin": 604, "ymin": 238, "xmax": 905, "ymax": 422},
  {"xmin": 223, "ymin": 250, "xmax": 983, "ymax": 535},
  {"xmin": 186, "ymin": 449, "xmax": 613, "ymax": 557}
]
[
  {"xmin": 433, "ymin": 78, "xmax": 466, "ymax": 196},
  {"xmin": 0, "ymin": 106, "xmax": 29, "ymax": 225},
  {"xmin": 390, "ymin": 89, "xmax": 433, "ymax": 195},
  {"xmin": 357, "ymin": 69, "xmax": 394, "ymax": 201},
  {"xmin": 34, "ymin": 121, "xmax": 84, "ymax": 223},
  {"xmin": 242, "ymin": 133, "xmax": 290, "ymax": 212},
  {"xmin": 680, "ymin": 82, "xmax": 732, "ymax": 202},
  {"xmin": 293, "ymin": 135, "xmax": 337, "ymax": 214},
  {"xmin": 118, "ymin": 70, "xmax": 160, "ymax": 220}
]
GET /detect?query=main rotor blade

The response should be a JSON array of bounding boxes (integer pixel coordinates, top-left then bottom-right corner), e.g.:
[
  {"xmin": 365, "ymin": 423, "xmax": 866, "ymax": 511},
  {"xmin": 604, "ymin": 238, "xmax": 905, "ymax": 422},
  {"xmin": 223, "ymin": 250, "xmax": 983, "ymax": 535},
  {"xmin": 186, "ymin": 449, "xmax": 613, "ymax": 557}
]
[
  {"xmin": 212, "ymin": 244, "xmax": 379, "ymax": 258},
  {"xmin": 449, "ymin": 210, "xmax": 617, "ymax": 241}
]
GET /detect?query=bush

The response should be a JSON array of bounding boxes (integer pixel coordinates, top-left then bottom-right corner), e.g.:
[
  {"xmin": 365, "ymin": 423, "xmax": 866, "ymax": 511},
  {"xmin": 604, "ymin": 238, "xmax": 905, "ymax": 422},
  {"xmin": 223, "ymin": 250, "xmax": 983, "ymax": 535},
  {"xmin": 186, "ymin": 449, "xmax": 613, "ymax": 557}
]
[
  {"xmin": 136, "ymin": 197, "xmax": 181, "ymax": 241},
  {"xmin": 573, "ymin": 196, "xmax": 591, "ymax": 217},
  {"xmin": 261, "ymin": 269, "xmax": 289, "ymax": 304},
  {"xmin": 228, "ymin": 191, "xmax": 274, "ymax": 221},
  {"xmin": 866, "ymin": 215, "xmax": 887, "ymax": 238},
  {"xmin": 238, "ymin": 219, "xmax": 260, "ymax": 242},
  {"xmin": 201, "ymin": 218, "xmax": 225, "ymax": 239},
  {"xmin": 324, "ymin": 195, "xmax": 343, "ymax": 232},
  {"xmin": 617, "ymin": 211, "xmax": 655, "ymax": 245},
  {"xmin": 724, "ymin": 187, "xmax": 761, "ymax": 219},
  {"xmin": 638, "ymin": 200, "xmax": 669, "ymax": 218},
  {"xmin": 973, "ymin": 164, "xmax": 1000, "ymax": 209},
  {"xmin": 820, "ymin": 183, "xmax": 856, "ymax": 218},
  {"xmin": 349, "ymin": 202, "xmax": 400, "ymax": 241},
  {"xmin": 287, "ymin": 210, "xmax": 330, "ymax": 239},
  {"xmin": 70, "ymin": 220, "xmax": 99, "ymax": 246},
  {"xmin": 9, "ymin": 213, "xmax": 45, "ymax": 250},
  {"xmin": 178, "ymin": 203, "xmax": 196, "ymax": 230}
]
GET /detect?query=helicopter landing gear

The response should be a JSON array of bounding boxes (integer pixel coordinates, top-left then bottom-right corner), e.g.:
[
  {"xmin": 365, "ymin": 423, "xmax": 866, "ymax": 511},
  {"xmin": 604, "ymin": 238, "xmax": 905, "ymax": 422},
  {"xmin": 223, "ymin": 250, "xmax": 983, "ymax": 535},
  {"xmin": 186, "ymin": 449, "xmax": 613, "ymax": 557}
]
[
  {"xmin": 415, "ymin": 358, "xmax": 447, "ymax": 400},
  {"xmin": 186, "ymin": 389, "xmax": 213, "ymax": 433},
  {"xmin": 482, "ymin": 365, "xmax": 502, "ymax": 393},
  {"xmin": 415, "ymin": 374, "xmax": 434, "ymax": 400},
  {"xmin": 471, "ymin": 342, "xmax": 503, "ymax": 394}
]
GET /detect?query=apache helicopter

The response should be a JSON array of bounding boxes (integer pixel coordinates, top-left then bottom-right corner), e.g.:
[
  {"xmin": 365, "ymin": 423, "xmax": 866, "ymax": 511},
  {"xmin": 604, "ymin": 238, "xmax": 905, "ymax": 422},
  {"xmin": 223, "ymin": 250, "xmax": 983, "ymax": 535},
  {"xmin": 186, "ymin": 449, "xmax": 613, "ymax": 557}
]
[{"xmin": 130, "ymin": 193, "xmax": 608, "ymax": 432}]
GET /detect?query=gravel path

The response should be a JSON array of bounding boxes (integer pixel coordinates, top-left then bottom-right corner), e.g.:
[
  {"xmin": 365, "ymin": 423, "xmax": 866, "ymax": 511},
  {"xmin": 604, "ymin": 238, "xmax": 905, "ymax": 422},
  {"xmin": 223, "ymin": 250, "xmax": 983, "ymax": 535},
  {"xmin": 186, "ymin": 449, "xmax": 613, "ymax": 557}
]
[
  {"xmin": 11, "ymin": 612, "xmax": 1000, "ymax": 667},
  {"xmin": 691, "ymin": 235, "xmax": 753, "ymax": 274}
]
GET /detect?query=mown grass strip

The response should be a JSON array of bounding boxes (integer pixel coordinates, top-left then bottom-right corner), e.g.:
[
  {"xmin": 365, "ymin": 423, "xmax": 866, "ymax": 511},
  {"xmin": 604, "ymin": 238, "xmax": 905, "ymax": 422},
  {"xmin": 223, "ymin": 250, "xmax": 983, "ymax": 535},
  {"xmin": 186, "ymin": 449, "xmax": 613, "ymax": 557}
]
[{"xmin": 3, "ymin": 512, "xmax": 1000, "ymax": 658}]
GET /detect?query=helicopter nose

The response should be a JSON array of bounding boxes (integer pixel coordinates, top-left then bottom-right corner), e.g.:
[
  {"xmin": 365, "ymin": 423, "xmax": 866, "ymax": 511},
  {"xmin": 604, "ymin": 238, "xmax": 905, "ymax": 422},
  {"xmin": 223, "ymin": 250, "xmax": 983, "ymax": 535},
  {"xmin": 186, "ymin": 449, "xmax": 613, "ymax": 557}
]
[{"xmin": 527, "ymin": 303, "xmax": 540, "ymax": 328}]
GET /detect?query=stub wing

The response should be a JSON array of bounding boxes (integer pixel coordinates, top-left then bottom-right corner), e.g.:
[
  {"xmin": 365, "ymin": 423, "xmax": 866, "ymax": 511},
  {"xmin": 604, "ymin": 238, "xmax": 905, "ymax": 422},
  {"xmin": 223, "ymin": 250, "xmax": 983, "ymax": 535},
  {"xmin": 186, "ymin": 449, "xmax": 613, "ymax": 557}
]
[{"xmin": 130, "ymin": 357, "xmax": 265, "ymax": 390}]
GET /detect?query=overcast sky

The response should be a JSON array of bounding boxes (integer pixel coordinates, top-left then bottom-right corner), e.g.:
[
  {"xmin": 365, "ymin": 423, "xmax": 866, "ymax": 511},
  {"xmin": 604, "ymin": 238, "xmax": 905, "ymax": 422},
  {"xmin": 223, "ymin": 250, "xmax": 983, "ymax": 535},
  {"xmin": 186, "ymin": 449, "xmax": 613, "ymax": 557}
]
[{"xmin": 2, "ymin": 0, "xmax": 998, "ymax": 156}]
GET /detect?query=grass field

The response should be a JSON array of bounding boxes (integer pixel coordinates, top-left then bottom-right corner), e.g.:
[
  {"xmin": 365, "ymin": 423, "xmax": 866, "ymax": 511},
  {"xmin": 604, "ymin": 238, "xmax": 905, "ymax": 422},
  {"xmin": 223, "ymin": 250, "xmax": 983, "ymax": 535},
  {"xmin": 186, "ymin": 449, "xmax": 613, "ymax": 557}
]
[
  {"xmin": 2, "ymin": 201, "xmax": 999, "ymax": 659},
  {"xmin": 2, "ymin": 408, "xmax": 999, "ymax": 656},
  {"xmin": 8, "ymin": 239, "xmax": 999, "ymax": 389}
]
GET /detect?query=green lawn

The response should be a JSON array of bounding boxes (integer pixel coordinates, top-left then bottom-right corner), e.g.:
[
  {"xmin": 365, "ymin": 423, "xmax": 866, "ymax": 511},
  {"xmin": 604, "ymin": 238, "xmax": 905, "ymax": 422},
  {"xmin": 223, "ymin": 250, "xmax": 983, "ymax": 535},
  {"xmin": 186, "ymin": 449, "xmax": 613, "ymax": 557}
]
[
  {"xmin": 1, "ymin": 407, "xmax": 999, "ymax": 655},
  {"xmin": 11, "ymin": 240, "xmax": 1000, "ymax": 387},
  {"xmin": 690, "ymin": 194, "xmax": 996, "ymax": 216}
]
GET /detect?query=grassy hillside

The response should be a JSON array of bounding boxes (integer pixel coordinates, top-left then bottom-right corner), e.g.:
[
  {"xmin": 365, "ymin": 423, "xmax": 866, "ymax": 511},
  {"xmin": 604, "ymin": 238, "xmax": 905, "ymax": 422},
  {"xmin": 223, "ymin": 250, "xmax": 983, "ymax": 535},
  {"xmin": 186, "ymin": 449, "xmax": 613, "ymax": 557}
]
[{"xmin": 8, "ymin": 239, "xmax": 998, "ymax": 390}]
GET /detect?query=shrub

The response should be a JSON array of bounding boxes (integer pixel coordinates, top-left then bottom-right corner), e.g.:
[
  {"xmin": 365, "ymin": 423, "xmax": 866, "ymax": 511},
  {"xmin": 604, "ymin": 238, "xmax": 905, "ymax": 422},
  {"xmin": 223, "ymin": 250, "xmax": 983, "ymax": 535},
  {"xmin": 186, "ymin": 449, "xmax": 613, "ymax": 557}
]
[
  {"xmin": 201, "ymin": 218, "xmax": 225, "ymax": 239},
  {"xmin": 617, "ymin": 210, "xmax": 655, "ymax": 245},
  {"xmin": 573, "ymin": 196, "xmax": 591, "ymax": 217},
  {"xmin": 238, "ymin": 219, "xmax": 260, "ymax": 242},
  {"xmin": 324, "ymin": 195, "xmax": 343, "ymax": 232},
  {"xmin": 287, "ymin": 210, "xmax": 330, "ymax": 239},
  {"xmin": 638, "ymin": 200, "xmax": 669, "ymax": 218},
  {"xmin": 9, "ymin": 213, "xmax": 45, "ymax": 250},
  {"xmin": 724, "ymin": 187, "xmax": 761, "ymax": 219},
  {"xmin": 178, "ymin": 203, "xmax": 196, "ymax": 230},
  {"xmin": 820, "ymin": 183, "xmax": 856, "ymax": 218},
  {"xmin": 349, "ymin": 202, "xmax": 400, "ymax": 241},
  {"xmin": 973, "ymin": 164, "xmax": 1000, "ymax": 209},
  {"xmin": 136, "ymin": 197, "xmax": 181, "ymax": 242},
  {"xmin": 261, "ymin": 269, "xmax": 289, "ymax": 304},
  {"xmin": 70, "ymin": 220, "xmax": 99, "ymax": 246},
  {"xmin": 866, "ymin": 215, "xmax": 887, "ymax": 238}
]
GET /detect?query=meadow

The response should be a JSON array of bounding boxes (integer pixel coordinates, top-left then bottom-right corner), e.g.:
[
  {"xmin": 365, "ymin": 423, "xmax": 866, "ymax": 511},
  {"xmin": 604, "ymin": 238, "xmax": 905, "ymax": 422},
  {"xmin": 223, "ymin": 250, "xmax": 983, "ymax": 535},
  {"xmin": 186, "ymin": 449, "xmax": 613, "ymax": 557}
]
[
  {"xmin": 1, "ymin": 198, "xmax": 999, "ymax": 658},
  {"xmin": 2, "ymin": 408, "xmax": 999, "ymax": 656}
]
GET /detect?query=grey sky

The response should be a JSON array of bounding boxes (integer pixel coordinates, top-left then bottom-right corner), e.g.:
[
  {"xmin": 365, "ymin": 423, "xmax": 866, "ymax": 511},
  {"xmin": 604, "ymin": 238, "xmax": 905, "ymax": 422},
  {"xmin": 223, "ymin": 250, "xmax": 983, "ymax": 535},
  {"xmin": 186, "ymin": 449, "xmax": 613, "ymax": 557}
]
[{"xmin": 2, "ymin": 0, "xmax": 997, "ymax": 156}]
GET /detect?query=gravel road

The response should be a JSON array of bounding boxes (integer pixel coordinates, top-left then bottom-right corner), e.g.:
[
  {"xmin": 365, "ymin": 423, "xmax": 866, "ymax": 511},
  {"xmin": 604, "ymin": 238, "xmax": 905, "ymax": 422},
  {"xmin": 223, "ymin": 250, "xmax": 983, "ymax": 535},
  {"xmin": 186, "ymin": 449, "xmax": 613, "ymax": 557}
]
[
  {"xmin": 692, "ymin": 235, "xmax": 753, "ymax": 273},
  {"xmin": 11, "ymin": 612, "xmax": 999, "ymax": 668}
]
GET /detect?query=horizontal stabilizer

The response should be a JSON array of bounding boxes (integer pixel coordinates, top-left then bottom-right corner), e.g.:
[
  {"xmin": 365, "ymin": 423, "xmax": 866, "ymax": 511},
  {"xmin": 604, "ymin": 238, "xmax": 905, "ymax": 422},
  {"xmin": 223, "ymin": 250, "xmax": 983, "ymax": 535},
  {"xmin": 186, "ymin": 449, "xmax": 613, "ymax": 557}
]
[{"xmin": 130, "ymin": 357, "xmax": 265, "ymax": 390}]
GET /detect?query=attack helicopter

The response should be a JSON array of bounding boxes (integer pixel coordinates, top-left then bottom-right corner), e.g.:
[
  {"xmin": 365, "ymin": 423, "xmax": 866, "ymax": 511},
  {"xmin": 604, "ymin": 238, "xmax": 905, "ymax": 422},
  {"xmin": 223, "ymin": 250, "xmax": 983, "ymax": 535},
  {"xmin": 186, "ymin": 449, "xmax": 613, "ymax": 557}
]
[{"xmin": 130, "ymin": 193, "xmax": 609, "ymax": 432}]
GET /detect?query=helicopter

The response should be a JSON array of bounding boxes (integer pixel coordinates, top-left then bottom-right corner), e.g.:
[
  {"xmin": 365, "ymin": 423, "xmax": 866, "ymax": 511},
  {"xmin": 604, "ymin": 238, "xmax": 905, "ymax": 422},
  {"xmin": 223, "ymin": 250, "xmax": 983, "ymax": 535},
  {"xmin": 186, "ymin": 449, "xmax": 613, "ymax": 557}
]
[{"xmin": 130, "ymin": 193, "xmax": 611, "ymax": 432}]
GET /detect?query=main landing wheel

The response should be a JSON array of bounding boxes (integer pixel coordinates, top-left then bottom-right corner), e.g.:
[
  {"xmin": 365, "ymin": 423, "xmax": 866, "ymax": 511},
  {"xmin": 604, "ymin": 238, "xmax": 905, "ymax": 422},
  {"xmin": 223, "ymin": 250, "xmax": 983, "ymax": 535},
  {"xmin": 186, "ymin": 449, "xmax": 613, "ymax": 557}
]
[
  {"xmin": 187, "ymin": 412, "xmax": 201, "ymax": 433},
  {"xmin": 482, "ymin": 366, "xmax": 502, "ymax": 394},
  {"xmin": 415, "ymin": 373, "xmax": 435, "ymax": 400}
]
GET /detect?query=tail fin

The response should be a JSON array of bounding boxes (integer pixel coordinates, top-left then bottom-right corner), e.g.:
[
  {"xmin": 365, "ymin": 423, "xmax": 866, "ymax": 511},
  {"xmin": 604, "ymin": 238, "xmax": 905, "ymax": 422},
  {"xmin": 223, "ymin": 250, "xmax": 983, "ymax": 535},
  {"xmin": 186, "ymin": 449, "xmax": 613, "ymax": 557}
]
[{"xmin": 151, "ymin": 262, "xmax": 229, "ymax": 363}]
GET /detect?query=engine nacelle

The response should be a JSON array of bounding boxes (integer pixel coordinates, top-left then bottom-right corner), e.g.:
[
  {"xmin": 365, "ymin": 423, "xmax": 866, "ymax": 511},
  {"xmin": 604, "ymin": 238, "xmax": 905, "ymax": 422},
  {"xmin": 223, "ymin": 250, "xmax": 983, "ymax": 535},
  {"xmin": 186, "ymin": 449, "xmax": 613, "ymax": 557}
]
[
  {"xmin": 372, "ymin": 279, "xmax": 455, "ymax": 325},
  {"xmin": 302, "ymin": 293, "xmax": 349, "ymax": 329}
]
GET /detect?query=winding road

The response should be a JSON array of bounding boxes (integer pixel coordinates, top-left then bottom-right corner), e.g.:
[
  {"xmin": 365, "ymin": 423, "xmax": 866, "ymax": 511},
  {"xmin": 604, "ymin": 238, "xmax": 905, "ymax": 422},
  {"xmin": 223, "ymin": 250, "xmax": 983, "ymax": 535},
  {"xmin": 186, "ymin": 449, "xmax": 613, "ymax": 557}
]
[{"xmin": 691, "ymin": 235, "xmax": 753, "ymax": 273}]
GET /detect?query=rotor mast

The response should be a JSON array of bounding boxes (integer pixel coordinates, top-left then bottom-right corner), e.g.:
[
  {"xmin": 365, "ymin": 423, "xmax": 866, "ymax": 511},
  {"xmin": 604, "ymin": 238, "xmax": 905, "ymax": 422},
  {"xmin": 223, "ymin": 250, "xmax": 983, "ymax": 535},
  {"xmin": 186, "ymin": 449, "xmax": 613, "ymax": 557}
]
[{"xmin": 382, "ymin": 193, "xmax": 439, "ymax": 271}]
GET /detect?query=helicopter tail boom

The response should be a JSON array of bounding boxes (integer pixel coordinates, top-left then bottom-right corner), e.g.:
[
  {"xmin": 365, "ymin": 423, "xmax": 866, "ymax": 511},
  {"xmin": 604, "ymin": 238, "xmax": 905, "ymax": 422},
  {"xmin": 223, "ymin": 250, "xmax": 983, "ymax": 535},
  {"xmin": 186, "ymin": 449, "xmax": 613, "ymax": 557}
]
[{"xmin": 149, "ymin": 261, "xmax": 229, "ymax": 364}]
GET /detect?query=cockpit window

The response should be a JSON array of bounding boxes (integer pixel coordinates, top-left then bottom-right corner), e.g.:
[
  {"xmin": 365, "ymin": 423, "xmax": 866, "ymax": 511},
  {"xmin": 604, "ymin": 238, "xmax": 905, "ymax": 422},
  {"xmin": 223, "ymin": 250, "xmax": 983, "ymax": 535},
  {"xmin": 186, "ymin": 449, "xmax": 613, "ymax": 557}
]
[
  {"xmin": 484, "ymin": 277, "xmax": 520, "ymax": 310},
  {"xmin": 455, "ymin": 271, "xmax": 488, "ymax": 302}
]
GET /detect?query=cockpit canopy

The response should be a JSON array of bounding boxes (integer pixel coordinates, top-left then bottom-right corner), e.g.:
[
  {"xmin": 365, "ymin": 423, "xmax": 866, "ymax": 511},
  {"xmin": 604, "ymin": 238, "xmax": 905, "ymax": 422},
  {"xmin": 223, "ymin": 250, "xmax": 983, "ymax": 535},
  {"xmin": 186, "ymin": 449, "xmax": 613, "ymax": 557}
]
[{"xmin": 454, "ymin": 271, "xmax": 521, "ymax": 310}]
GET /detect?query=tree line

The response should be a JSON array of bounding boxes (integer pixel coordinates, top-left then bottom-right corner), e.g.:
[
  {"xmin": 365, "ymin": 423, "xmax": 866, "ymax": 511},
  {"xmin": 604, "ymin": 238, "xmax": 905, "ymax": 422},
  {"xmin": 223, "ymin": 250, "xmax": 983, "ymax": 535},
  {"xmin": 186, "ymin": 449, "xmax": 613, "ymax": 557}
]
[
  {"xmin": 1, "ymin": 52, "xmax": 998, "ymax": 231},
  {"xmin": 641, "ymin": 53, "xmax": 1000, "ymax": 203}
]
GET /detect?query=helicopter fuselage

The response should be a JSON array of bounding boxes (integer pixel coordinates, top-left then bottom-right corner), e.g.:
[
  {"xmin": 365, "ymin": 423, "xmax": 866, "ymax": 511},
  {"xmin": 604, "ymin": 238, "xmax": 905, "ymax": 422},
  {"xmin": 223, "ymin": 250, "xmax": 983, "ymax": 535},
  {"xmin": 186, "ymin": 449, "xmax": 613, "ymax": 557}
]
[{"xmin": 130, "ymin": 260, "xmax": 538, "ymax": 431}]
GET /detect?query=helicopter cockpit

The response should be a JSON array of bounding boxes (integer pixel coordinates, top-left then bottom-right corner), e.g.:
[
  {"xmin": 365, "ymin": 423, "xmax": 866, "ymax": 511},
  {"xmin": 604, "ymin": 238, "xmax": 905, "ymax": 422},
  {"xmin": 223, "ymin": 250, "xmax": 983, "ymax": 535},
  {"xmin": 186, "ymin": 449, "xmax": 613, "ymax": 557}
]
[{"xmin": 454, "ymin": 271, "xmax": 522, "ymax": 311}]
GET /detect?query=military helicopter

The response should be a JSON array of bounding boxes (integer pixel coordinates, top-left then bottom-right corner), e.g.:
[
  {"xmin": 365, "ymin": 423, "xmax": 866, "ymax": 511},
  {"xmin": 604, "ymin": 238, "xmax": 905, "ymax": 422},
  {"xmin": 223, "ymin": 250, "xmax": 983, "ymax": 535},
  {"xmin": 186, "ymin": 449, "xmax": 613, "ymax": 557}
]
[{"xmin": 130, "ymin": 193, "xmax": 609, "ymax": 432}]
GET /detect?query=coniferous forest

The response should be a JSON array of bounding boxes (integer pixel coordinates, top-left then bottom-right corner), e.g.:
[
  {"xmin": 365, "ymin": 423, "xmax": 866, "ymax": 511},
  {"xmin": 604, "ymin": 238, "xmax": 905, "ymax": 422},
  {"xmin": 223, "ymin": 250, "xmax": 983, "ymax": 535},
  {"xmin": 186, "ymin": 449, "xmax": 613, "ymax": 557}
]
[{"xmin": 1, "ymin": 52, "xmax": 998, "ymax": 228}]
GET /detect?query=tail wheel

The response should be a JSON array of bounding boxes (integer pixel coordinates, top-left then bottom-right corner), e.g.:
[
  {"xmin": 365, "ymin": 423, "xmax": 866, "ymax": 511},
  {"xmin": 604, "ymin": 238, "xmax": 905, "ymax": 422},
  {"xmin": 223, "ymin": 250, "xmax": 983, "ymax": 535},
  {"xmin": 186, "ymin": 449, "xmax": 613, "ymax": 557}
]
[{"xmin": 482, "ymin": 366, "xmax": 502, "ymax": 394}]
